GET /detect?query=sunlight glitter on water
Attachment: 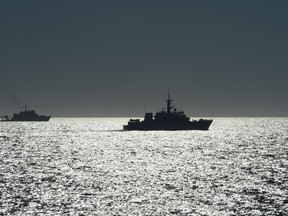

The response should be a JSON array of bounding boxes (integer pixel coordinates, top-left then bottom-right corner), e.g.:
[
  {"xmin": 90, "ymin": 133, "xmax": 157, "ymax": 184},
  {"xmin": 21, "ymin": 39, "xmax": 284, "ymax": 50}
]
[{"xmin": 0, "ymin": 118, "xmax": 287, "ymax": 215}]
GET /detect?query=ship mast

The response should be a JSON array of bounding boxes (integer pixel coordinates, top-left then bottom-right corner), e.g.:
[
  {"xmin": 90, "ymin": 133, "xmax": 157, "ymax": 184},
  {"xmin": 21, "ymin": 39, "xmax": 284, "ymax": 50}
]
[{"xmin": 166, "ymin": 87, "xmax": 173, "ymax": 114}]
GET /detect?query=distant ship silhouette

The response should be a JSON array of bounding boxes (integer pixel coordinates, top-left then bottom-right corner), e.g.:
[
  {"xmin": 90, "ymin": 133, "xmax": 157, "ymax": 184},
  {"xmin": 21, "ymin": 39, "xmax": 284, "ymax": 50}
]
[
  {"xmin": 1, "ymin": 106, "xmax": 51, "ymax": 122},
  {"xmin": 124, "ymin": 92, "xmax": 213, "ymax": 130}
]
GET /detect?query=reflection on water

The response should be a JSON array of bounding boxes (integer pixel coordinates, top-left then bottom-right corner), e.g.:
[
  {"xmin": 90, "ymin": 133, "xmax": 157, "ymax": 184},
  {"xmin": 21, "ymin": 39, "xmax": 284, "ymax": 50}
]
[{"xmin": 0, "ymin": 118, "xmax": 287, "ymax": 215}]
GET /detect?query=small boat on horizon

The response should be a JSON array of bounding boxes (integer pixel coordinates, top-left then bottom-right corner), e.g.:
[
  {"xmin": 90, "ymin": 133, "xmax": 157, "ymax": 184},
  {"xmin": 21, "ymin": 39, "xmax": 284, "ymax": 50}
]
[
  {"xmin": 123, "ymin": 92, "xmax": 213, "ymax": 131},
  {"xmin": 1, "ymin": 106, "xmax": 51, "ymax": 122}
]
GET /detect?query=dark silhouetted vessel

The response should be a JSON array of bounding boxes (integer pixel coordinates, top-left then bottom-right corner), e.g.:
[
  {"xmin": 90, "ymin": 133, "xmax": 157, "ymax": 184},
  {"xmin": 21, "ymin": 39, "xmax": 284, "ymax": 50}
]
[
  {"xmin": 123, "ymin": 92, "xmax": 213, "ymax": 130},
  {"xmin": 1, "ymin": 106, "xmax": 51, "ymax": 122}
]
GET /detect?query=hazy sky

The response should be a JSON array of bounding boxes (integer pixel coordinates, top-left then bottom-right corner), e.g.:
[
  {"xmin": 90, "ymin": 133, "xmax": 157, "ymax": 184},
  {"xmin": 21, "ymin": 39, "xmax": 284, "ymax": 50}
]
[{"xmin": 0, "ymin": 0, "xmax": 287, "ymax": 117}]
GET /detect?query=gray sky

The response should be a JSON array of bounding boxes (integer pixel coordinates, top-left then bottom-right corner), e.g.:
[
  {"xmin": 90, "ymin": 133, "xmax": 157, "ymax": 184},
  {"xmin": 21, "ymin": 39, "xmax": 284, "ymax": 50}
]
[{"xmin": 0, "ymin": 0, "xmax": 287, "ymax": 117}]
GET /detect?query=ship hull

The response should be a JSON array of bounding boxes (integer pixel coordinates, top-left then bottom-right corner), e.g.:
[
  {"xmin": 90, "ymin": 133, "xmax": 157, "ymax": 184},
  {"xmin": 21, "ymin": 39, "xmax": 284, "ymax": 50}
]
[
  {"xmin": 123, "ymin": 119, "xmax": 213, "ymax": 131},
  {"xmin": 1, "ymin": 116, "xmax": 51, "ymax": 122}
]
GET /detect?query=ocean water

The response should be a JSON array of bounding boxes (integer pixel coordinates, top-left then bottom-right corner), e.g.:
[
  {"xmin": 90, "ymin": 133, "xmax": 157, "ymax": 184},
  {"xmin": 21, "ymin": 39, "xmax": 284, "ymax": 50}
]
[{"xmin": 0, "ymin": 118, "xmax": 287, "ymax": 216}]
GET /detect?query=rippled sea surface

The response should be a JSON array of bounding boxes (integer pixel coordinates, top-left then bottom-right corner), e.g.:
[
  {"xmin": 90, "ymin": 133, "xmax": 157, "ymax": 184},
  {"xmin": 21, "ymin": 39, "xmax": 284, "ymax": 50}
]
[{"xmin": 0, "ymin": 118, "xmax": 287, "ymax": 215}]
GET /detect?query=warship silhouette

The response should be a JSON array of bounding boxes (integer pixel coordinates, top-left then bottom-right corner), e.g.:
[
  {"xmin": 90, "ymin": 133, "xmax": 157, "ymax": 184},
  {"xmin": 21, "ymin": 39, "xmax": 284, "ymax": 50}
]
[
  {"xmin": 1, "ymin": 106, "xmax": 51, "ymax": 122},
  {"xmin": 123, "ymin": 92, "xmax": 213, "ymax": 130}
]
